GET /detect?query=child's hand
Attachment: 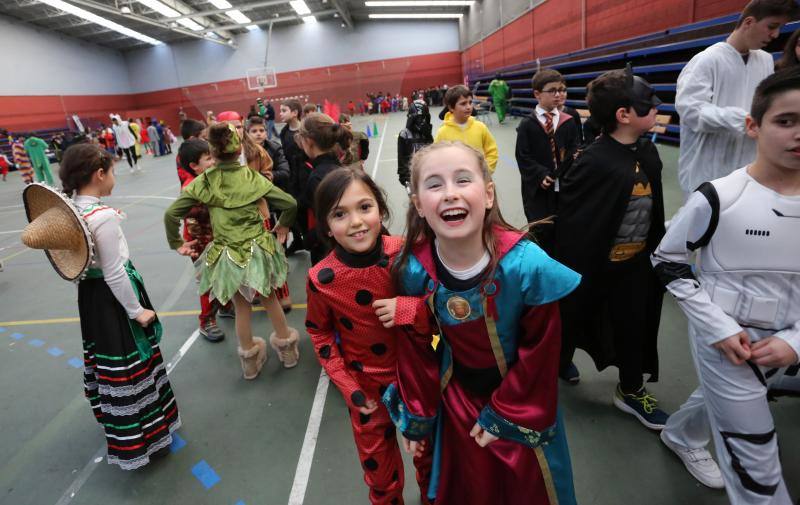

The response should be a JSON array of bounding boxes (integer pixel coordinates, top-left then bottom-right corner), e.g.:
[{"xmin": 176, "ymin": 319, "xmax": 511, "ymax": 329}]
[
  {"xmin": 402, "ymin": 437, "xmax": 427, "ymax": 458},
  {"xmin": 750, "ymin": 336, "xmax": 798, "ymax": 368},
  {"xmin": 713, "ymin": 331, "xmax": 751, "ymax": 365},
  {"xmin": 273, "ymin": 225, "xmax": 289, "ymax": 244},
  {"xmin": 540, "ymin": 175, "xmax": 554, "ymax": 190},
  {"xmin": 358, "ymin": 399, "xmax": 379, "ymax": 415},
  {"xmin": 373, "ymin": 298, "xmax": 398, "ymax": 328},
  {"xmin": 176, "ymin": 240, "xmax": 198, "ymax": 257},
  {"xmin": 135, "ymin": 309, "xmax": 156, "ymax": 328},
  {"xmin": 469, "ymin": 423, "xmax": 499, "ymax": 447}
]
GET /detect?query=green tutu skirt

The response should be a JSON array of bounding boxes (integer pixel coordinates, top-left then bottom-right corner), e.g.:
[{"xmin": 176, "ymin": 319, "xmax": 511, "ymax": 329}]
[{"xmin": 197, "ymin": 238, "xmax": 288, "ymax": 305}]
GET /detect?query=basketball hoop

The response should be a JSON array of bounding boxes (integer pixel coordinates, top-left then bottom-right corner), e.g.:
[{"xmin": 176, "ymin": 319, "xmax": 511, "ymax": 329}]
[{"xmin": 247, "ymin": 67, "xmax": 277, "ymax": 92}]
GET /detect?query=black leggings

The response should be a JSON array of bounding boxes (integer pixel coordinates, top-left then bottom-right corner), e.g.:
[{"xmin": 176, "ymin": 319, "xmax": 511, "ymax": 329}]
[{"xmin": 121, "ymin": 146, "xmax": 138, "ymax": 168}]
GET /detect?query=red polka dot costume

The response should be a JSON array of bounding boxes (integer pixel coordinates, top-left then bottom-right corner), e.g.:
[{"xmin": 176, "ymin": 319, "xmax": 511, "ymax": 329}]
[{"xmin": 306, "ymin": 235, "xmax": 431, "ymax": 505}]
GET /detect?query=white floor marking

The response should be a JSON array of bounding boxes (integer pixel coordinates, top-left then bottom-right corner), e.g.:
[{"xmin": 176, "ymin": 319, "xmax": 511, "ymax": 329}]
[
  {"xmin": 370, "ymin": 117, "xmax": 390, "ymax": 180},
  {"xmin": 0, "ymin": 229, "xmax": 23, "ymax": 235},
  {"xmin": 287, "ymin": 369, "xmax": 330, "ymax": 505},
  {"xmin": 107, "ymin": 195, "xmax": 177, "ymax": 201},
  {"xmin": 53, "ymin": 262, "xmax": 197, "ymax": 505}
]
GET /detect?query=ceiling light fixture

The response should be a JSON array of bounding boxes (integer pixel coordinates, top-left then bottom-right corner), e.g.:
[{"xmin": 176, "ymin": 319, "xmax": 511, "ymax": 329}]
[
  {"xmin": 368, "ymin": 12, "xmax": 463, "ymax": 18},
  {"xmin": 302, "ymin": 15, "xmax": 317, "ymax": 23},
  {"xmin": 226, "ymin": 9, "xmax": 252, "ymax": 24},
  {"xmin": 246, "ymin": 24, "xmax": 260, "ymax": 30},
  {"xmin": 208, "ymin": 0, "xmax": 232, "ymax": 7},
  {"xmin": 290, "ymin": 0, "xmax": 311, "ymax": 15},
  {"xmin": 366, "ymin": 1, "xmax": 473, "ymax": 5},
  {"xmin": 136, "ymin": 0, "xmax": 204, "ymax": 31},
  {"xmin": 36, "ymin": 0, "xmax": 161, "ymax": 44},
  {"xmin": 120, "ymin": 6, "xmax": 132, "ymax": 14}
]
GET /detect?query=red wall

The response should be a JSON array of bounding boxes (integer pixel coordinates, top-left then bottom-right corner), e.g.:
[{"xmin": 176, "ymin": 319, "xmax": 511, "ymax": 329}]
[
  {"xmin": 464, "ymin": 0, "xmax": 748, "ymax": 73},
  {"xmin": 0, "ymin": 51, "xmax": 462, "ymax": 132}
]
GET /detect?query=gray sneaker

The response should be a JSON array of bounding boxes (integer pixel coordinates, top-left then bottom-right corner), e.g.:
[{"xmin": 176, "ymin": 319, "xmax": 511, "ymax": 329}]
[{"xmin": 200, "ymin": 320, "xmax": 225, "ymax": 343}]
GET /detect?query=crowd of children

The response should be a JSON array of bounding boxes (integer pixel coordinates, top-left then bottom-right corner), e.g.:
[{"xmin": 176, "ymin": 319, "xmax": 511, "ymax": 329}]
[{"xmin": 14, "ymin": 1, "xmax": 800, "ymax": 503}]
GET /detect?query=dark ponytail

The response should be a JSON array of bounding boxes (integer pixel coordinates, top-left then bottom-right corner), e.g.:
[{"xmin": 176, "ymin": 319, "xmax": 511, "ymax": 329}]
[
  {"xmin": 59, "ymin": 143, "xmax": 112, "ymax": 197},
  {"xmin": 207, "ymin": 122, "xmax": 240, "ymax": 162},
  {"xmin": 297, "ymin": 112, "xmax": 353, "ymax": 155}
]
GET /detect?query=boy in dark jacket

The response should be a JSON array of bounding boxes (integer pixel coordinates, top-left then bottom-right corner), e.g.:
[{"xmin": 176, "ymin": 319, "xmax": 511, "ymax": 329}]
[
  {"xmin": 397, "ymin": 100, "xmax": 433, "ymax": 188},
  {"xmin": 556, "ymin": 66, "xmax": 668, "ymax": 430},
  {"xmin": 515, "ymin": 69, "xmax": 580, "ymax": 252}
]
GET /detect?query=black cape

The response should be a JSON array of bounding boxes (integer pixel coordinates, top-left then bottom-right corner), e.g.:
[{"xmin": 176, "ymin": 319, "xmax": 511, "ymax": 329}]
[{"xmin": 555, "ymin": 134, "xmax": 666, "ymax": 379}]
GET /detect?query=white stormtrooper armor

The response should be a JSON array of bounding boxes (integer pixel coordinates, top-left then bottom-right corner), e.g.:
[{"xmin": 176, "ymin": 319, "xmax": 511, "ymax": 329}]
[{"xmin": 652, "ymin": 167, "xmax": 800, "ymax": 505}]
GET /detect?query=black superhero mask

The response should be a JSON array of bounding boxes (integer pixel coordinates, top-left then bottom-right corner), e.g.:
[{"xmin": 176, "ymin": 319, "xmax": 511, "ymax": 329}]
[{"xmin": 625, "ymin": 63, "xmax": 662, "ymax": 117}]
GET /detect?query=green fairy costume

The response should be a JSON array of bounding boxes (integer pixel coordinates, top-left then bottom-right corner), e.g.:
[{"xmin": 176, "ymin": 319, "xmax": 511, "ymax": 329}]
[{"xmin": 164, "ymin": 129, "xmax": 297, "ymax": 304}]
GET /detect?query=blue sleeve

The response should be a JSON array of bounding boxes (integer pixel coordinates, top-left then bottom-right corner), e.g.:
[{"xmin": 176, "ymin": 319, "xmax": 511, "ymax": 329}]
[{"xmin": 518, "ymin": 241, "xmax": 581, "ymax": 306}]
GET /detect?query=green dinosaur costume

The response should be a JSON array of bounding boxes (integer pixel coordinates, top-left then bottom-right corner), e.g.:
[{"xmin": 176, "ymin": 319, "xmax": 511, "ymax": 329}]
[
  {"xmin": 488, "ymin": 78, "xmax": 510, "ymax": 123},
  {"xmin": 24, "ymin": 136, "xmax": 54, "ymax": 185}
]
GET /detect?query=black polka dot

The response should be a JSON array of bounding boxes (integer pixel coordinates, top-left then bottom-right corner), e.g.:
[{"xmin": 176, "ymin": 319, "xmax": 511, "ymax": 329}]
[
  {"xmin": 318, "ymin": 344, "xmax": 331, "ymax": 359},
  {"xmin": 350, "ymin": 360, "xmax": 364, "ymax": 372},
  {"xmin": 363, "ymin": 457, "xmax": 379, "ymax": 471},
  {"xmin": 384, "ymin": 425, "xmax": 395, "ymax": 439},
  {"xmin": 351, "ymin": 390, "xmax": 366, "ymax": 407},
  {"xmin": 317, "ymin": 268, "xmax": 335, "ymax": 284},
  {"xmin": 305, "ymin": 320, "xmax": 318, "ymax": 329},
  {"xmin": 355, "ymin": 290, "xmax": 373, "ymax": 305},
  {"xmin": 391, "ymin": 498, "xmax": 399, "ymax": 504},
  {"xmin": 359, "ymin": 413, "xmax": 371, "ymax": 425},
  {"xmin": 370, "ymin": 343, "xmax": 387, "ymax": 356},
  {"xmin": 339, "ymin": 317, "xmax": 354, "ymax": 330},
  {"xmin": 307, "ymin": 279, "xmax": 319, "ymax": 293},
  {"xmin": 392, "ymin": 470, "xmax": 399, "ymax": 482},
  {"xmin": 379, "ymin": 385, "xmax": 388, "ymax": 396}
]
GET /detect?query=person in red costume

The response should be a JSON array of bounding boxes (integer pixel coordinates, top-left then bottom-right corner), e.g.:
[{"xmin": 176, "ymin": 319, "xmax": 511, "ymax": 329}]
[{"xmin": 305, "ymin": 167, "xmax": 432, "ymax": 505}]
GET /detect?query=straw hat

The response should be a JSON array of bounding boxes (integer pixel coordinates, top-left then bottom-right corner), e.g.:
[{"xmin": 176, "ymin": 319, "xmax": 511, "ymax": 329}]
[{"xmin": 20, "ymin": 183, "xmax": 92, "ymax": 282}]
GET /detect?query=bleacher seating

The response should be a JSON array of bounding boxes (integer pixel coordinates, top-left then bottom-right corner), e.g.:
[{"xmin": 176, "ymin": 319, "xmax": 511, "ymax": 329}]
[
  {"xmin": 471, "ymin": 14, "xmax": 799, "ymax": 144},
  {"xmin": 1, "ymin": 127, "xmax": 71, "ymax": 168}
]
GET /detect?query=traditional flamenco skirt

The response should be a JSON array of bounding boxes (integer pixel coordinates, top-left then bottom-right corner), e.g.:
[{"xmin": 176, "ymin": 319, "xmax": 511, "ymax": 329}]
[
  {"xmin": 196, "ymin": 236, "xmax": 289, "ymax": 305},
  {"xmin": 77, "ymin": 276, "xmax": 180, "ymax": 470}
]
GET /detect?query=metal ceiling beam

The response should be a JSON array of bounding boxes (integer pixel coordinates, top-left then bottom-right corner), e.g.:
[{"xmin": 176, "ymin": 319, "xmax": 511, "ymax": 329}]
[
  {"xmin": 329, "ymin": 0, "xmax": 353, "ymax": 28},
  {"xmin": 64, "ymin": 0, "xmax": 236, "ymax": 46},
  {"xmin": 170, "ymin": 0, "xmax": 290, "ymax": 20},
  {"xmin": 202, "ymin": 8, "xmax": 338, "ymax": 31}
]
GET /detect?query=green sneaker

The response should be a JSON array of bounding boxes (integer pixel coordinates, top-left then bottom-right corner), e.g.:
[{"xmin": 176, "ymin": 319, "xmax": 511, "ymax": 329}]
[{"xmin": 613, "ymin": 384, "xmax": 669, "ymax": 430}]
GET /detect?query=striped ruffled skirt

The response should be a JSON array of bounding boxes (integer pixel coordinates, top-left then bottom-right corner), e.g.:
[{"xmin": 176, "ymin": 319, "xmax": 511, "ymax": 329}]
[{"xmin": 78, "ymin": 277, "xmax": 181, "ymax": 470}]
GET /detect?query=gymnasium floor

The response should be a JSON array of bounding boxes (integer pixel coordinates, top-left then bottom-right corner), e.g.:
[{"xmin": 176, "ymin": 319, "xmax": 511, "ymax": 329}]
[{"xmin": 0, "ymin": 110, "xmax": 797, "ymax": 505}]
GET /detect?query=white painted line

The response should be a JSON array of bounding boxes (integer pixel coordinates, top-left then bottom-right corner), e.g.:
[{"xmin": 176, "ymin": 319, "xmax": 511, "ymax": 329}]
[
  {"xmin": 0, "ymin": 229, "xmax": 23, "ymax": 235},
  {"xmin": 370, "ymin": 117, "xmax": 390, "ymax": 180},
  {"xmin": 0, "ymin": 204, "xmax": 23, "ymax": 210},
  {"xmin": 107, "ymin": 195, "xmax": 177, "ymax": 201},
  {"xmin": 53, "ymin": 261, "xmax": 197, "ymax": 505},
  {"xmin": 287, "ymin": 369, "xmax": 330, "ymax": 505}
]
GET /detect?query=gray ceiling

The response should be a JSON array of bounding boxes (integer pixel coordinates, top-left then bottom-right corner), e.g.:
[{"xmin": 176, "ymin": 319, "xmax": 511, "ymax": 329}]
[{"xmin": 0, "ymin": 0, "xmax": 466, "ymax": 52}]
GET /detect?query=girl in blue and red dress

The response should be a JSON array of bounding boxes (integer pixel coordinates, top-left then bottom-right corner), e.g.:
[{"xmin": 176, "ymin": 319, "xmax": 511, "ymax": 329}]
[
  {"xmin": 381, "ymin": 142, "xmax": 581, "ymax": 505},
  {"xmin": 304, "ymin": 167, "xmax": 431, "ymax": 505}
]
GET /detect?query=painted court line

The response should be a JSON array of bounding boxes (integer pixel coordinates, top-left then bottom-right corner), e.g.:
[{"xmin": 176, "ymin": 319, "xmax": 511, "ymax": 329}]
[
  {"xmin": 287, "ymin": 369, "xmax": 330, "ymax": 505},
  {"xmin": 370, "ymin": 117, "xmax": 390, "ymax": 180},
  {"xmin": 67, "ymin": 358, "xmax": 83, "ymax": 369},
  {"xmin": 191, "ymin": 460, "xmax": 221, "ymax": 490},
  {"xmin": 47, "ymin": 347, "xmax": 65, "ymax": 357},
  {"xmin": 0, "ymin": 305, "xmax": 309, "ymax": 328},
  {"xmin": 54, "ymin": 330, "xmax": 201, "ymax": 505},
  {"xmin": 27, "ymin": 339, "xmax": 45, "ymax": 347}
]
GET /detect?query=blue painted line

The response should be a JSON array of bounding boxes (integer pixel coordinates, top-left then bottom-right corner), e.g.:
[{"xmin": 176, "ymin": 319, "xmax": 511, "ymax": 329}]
[
  {"xmin": 235, "ymin": 501, "xmax": 246, "ymax": 505},
  {"xmin": 28, "ymin": 339, "xmax": 45, "ymax": 348},
  {"xmin": 0, "ymin": 327, "xmax": 6, "ymax": 332},
  {"xmin": 10, "ymin": 333, "xmax": 24, "ymax": 340},
  {"xmin": 170, "ymin": 433, "xmax": 187, "ymax": 453},
  {"xmin": 191, "ymin": 460, "xmax": 221, "ymax": 490},
  {"xmin": 47, "ymin": 347, "xmax": 65, "ymax": 357},
  {"xmin": 67, "ymin": 357, "xmax": 83, "ymax": 369}
]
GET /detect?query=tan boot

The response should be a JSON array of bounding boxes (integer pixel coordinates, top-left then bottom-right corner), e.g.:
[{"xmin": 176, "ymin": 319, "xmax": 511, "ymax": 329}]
[
  {"xmin": 269, "ymin": 327, "xmax": 300, "ymax": 368},
  {"xmin": 238, "ymin": 337, "xmax": 268, "ymax": 380}
]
